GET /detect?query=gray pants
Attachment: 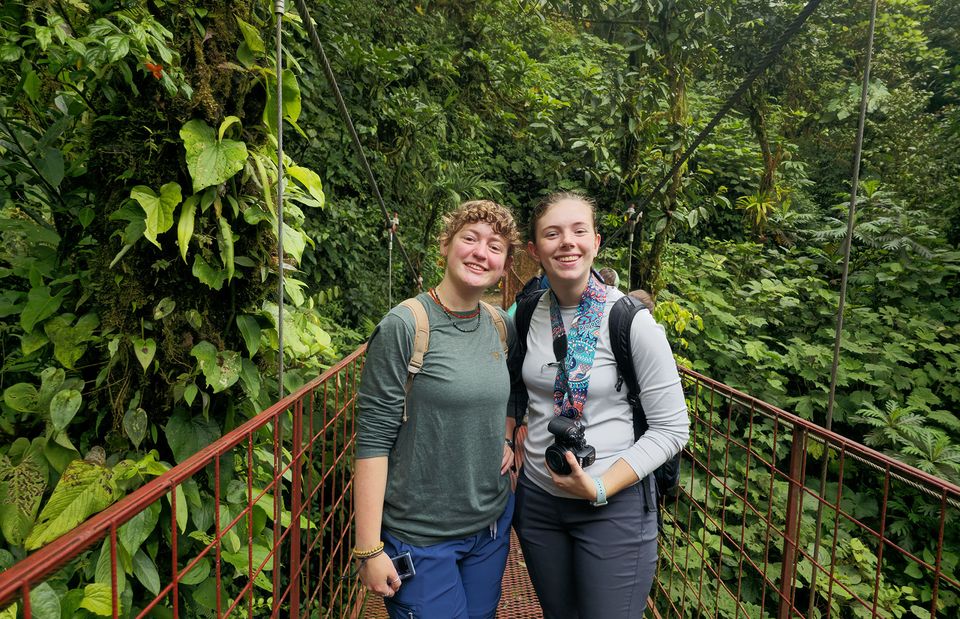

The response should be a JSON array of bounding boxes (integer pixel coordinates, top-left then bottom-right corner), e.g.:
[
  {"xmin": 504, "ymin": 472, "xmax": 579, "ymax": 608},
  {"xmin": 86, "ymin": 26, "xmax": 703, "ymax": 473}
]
[{"xmin": 513, "ymin": 472, "xmax": 659, "ymax": 619}]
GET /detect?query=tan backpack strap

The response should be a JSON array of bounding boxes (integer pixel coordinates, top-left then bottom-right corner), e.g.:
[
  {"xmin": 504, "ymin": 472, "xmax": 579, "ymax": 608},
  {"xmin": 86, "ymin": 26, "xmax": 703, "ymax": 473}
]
[
  {"xmin": 479, "ymin": 300, "xmax": 508, "ymax": 356},
  {"xmin": 399, "ymin": 298, "xmax": 429, "ymax": 423}
]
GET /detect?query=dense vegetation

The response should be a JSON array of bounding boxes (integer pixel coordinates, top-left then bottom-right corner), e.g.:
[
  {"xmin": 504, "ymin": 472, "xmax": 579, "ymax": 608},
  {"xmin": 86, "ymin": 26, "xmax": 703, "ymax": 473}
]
[{"xmin": 1, "ymin": 0, "xmax": 958, "ymax": 616}]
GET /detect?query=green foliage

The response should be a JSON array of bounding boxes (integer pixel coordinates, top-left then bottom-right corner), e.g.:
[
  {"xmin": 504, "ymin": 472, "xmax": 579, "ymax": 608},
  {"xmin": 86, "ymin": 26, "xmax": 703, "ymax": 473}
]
[{"xmin": 1, "ymin": 0, "xmax": 958, "ymax": 615}]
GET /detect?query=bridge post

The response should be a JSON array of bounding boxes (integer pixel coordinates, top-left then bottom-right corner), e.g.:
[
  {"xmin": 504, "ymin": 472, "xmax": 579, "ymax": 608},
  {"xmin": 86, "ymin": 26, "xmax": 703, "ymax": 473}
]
[
  {"xmin": 289, "ymin": 398, "xmax": 304, "ymax": 617},
  {"xmin": 778, "ymin": 428, "xmax": 807, "ymax": 619}
]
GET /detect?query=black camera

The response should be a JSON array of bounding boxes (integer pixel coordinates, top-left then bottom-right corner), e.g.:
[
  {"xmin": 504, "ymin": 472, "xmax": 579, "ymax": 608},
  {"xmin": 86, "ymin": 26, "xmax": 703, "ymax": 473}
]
[{"xmin": 545, "ymin": 416, "xmax": 596, "ymax": 475}]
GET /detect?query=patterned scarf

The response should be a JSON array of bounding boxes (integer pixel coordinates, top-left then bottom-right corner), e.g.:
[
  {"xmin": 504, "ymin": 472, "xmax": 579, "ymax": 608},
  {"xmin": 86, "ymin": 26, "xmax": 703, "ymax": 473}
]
[{"xmin": 549, "ymin": 274, "xmax": 607, "ymax": 420}]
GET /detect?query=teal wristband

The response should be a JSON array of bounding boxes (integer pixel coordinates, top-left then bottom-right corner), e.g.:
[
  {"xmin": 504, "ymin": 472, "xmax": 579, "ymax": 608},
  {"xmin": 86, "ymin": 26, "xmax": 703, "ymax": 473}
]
[{"xmin": 590, "ymin": 477, "xmax": 608, "ymax": 507}]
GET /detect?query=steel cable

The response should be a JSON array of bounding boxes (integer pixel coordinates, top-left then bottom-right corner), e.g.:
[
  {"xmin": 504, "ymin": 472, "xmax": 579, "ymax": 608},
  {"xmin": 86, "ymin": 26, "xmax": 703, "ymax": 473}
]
[{"xmin": 291, "ymin": 0, "xmax": 422, "ymax": 290}]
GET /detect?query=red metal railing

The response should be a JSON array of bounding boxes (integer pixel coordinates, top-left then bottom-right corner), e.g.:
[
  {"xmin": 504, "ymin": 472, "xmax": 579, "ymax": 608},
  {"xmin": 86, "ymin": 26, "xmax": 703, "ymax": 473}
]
[
  {"xmin": 654, "ymin": 367, "xmax": 960, "ymax": 618},
  {"xmin": 4, "ymin": 351, "xmax": 959, "ymax": 619},
  {"xmin": 0, "ymin": 346, "xmax": 368, "ymax": 619}
]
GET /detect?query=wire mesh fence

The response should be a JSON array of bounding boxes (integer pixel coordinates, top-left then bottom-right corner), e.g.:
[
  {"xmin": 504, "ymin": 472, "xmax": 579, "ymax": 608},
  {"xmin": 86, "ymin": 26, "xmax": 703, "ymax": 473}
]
[
  {"xmin": 653, "ymin": 368, "xmax": 960, "ymax": 619},
  {"xmin": 3, "ymin": 353, "xmax": 958, "ymax": 619},
  {"xmin": 0, "ymin": 347, "xmax": 368, "ymax": 619}
]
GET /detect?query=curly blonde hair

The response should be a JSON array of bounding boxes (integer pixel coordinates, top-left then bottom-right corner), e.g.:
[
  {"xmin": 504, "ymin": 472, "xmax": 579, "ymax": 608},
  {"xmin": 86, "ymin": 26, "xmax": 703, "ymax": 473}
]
[{"xmin": 439, "ymin": 200, "xmax": 519, "ymax": 257}]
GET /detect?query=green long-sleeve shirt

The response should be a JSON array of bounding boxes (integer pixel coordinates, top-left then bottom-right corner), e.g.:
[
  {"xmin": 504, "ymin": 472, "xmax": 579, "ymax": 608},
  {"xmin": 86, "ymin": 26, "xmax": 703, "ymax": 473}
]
[{"xmin": 356, "ymin": 293, "xmax": 514, "ymax": 545}]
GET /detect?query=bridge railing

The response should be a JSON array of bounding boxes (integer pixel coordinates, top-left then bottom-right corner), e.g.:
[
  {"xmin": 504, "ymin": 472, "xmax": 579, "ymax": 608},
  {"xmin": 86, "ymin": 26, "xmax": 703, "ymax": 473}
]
[
  {"xmin": 3, "ymin": 352, "xmax": 959, "ymax": 618},
  {"xmin": 0, "ymin": 346, "xmax": 368, "ymax": 619},
  {"xmin": 654, "ymin": 368, "xmax": 960, "ymax": 619}
]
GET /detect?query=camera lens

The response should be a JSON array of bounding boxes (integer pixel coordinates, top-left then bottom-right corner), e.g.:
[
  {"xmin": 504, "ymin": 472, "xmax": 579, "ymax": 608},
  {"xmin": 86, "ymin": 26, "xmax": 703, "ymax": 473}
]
[{"xmin": 545, "ymin": 445, "xmax": 571, "ymax": 475}]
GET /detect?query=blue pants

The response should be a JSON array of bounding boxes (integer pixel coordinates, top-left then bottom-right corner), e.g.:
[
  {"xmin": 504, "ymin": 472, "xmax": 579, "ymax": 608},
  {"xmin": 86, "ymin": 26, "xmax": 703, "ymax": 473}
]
[
  {"xmin": 382, "ymin": 493, "xmax": 514, "ymax": 619},
  {"xmin": 513, "ymin": 473, "xmax": 658, "ymax": 619}
]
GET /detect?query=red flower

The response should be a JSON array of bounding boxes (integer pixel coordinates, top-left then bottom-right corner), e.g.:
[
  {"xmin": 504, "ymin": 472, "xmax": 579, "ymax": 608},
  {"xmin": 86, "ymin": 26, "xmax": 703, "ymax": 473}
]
[{"xmin": 145, "ymin": 62, "xmax": 164, "ymax": 80}]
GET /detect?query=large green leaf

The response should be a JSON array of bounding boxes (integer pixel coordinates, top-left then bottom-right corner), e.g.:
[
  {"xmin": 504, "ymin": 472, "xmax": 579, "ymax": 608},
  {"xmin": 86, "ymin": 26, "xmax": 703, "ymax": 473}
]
[
  {"xmin": 264, "ymin": 69, "xmax": 302, "ymax": 135},
  {"xmin": 179, "ymin": 557, "xmax": 210, "ymax": 586},
  {"xmin": 131, "ymin": 337, "xmax": 156, "ymax": 373},
  {"xmin": 28, "ymin": 582, "xmax": 60, "ymax": 619},
  {"xmin": 21, "ymin": 286, "xmax": 66, "ymax": 333},
  {"xmin": 236, "ymin": 315, "xmax": 261, "ymax": 358},
  {"xmin": 44, "ymin": 313, "xmax": 99, "ymax": 369},
  {"xmin": 37, "ymin": 367, "xmax": 67, "ymax": 413},
  {"xmin": 123, "ymin": 407, "xmax": 147, "ymax": 448},
  {"xmin": 79, "ymin": 582, "xmax": 114, "ymax": 616},
  {"xmin": 192, "ymin": 254, "xmax": 226, "ymax": 290},
  {"xmin": 3, "ymin": 383, "xmax": 38, "ymax": 413},
  {"xmin": 49, "ymin": 389, "xmax": 82, "ymax": 431},
  {"xmin": 94, "ymin": 537, "xmax": 126, "ymax": 594},
  {"xmin": 190, "ymin": 341, "xmax": 241, "ymax": 393},
  {"xmin": 164, "ymin": 408, "xmax": 220, "ymax": 464},
  {"xmin": 133, "ymin": 549, "xmax": 160, "ymax": 596},
  {"xmin": 235, "ymin": 17, "xmax": 265, "ymax": 54},
  {"xmin": 38, "ymin": 147, "xmax": 64, "ymax": 189},
  {"xmin": 180, "ymin": 119, "xmax": 248, "ymax": 193},
  {"xmin": 25, "ymin": 459, "xmax": 118, "ymax": 550},
  {"xmin": 119, "ymin": 500, "xmax": 160, "ymax": 557},
  {"xmin": 0, "ymin": 451, "xmax": 45, "ymax": 546},
  {"xmin": 286, "ymin": 166, "xmax": 325, "ymax": 207},
  {"xmin": 177, "ymin": 195, "xmax": 198, "ymax": 262},
  {"xmin": 21, "ymin": 330, "xmax": 48, "ymax": 355},
  {"xmin": 131, "ymin": 183, "xmax": 182, "ymax": 249},
  {"xmin": 217, "ymin": 217, "xmax": 235, "ymax": 282}
]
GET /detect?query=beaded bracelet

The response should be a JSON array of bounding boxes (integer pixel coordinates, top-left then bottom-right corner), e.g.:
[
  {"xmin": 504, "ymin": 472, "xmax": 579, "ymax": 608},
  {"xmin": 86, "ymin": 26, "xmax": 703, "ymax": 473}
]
[{"xmin": 353, "ymin": 541, "xmax": 385, "ymax": 559}]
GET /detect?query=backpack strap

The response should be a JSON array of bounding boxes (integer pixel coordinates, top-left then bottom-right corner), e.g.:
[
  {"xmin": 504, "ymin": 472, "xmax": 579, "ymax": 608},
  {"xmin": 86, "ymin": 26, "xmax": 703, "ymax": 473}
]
[
  {"xmin": 609, "ymin": 295, "xmax": 647, "ymax": 440},
  {"xmin": 479, "ymin": 300, "xmax": 508, "ymax": 357},
  {"xmin": 507, "ymin": 288, "xmax": 548, "ymax": 423},
  {"xmin": 399, "ymin": 298, "xmax": 429, "ymax": 423},
  {"xmin": 609, "ymin": 295, "xmax": 659, "ymax": 513}
]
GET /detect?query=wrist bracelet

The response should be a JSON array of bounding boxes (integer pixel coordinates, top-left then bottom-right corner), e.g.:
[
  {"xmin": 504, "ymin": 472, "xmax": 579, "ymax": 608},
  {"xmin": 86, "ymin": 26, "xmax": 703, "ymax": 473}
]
[
  {"xmin": 504, "ymin": 437, "xmax": 514, "ymax": 449},
  {"xmin": 590, "ymin": 477, "xmax": 608, "ymax": 507},
  {"xmin": 353, "ymin": 541, "xmax": 384, "ymax": 558}
]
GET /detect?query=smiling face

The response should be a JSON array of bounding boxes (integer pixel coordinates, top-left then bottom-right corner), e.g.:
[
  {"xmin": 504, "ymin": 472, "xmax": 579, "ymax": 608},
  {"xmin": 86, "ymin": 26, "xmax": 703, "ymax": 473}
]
[
  {"xmin": 528, "ymin": 197, "xmax": 600, "ymax": 297},
  {"xmin": 441, "ymin": 222, "xmax": 511, "ymax": 294}
]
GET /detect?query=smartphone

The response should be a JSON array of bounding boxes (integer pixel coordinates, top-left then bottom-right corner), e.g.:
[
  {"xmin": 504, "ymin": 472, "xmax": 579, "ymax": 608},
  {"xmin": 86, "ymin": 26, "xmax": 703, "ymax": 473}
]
[{"xmin": 390, "ymin": 551, "xmax": 416, "ymax": 581}]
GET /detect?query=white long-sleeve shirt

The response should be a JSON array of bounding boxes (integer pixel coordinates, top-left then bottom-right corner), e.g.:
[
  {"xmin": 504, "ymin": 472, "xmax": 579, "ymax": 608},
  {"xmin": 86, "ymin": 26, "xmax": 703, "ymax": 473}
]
[{"xmin": 518, "ymin": 288, "xmax": 690, "ymax": 498}]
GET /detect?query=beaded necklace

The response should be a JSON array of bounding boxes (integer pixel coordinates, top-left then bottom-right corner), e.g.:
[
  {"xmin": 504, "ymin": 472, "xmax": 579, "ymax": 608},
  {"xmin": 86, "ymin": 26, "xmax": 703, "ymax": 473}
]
[{"xmin": 429, "ymin": 287, "xmax": 482, "ymax": 333}]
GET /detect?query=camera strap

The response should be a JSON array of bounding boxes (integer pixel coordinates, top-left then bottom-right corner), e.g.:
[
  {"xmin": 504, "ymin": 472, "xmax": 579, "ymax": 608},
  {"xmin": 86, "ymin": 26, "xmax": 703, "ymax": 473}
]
[{"xmin": 548, "ymin": 275, "xmax": 606, "ymax": 420}]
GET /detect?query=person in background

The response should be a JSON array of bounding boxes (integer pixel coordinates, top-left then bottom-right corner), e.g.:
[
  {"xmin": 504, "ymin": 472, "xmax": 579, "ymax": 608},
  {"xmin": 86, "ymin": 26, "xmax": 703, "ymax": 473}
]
[
  {"xmin": 354, "ymin": 200, "xmax": 520, "ymax": 619},
  {"xmin": 510, "ymin": 191, "xmax": 688, "ymax": 619},
  {"xmin": 629, "ymin": 288, "xmax": 655, "ymax": 313},
  {"xmin": 597, "ymin": 266, "xmax": 619, "ymax": 288}
]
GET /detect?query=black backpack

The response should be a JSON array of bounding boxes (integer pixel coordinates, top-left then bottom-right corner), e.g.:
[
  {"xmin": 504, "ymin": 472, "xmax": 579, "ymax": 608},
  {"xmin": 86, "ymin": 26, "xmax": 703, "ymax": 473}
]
[{"xmin": 509, "ymin": 289, "xmax": 682, "ymax": 503}]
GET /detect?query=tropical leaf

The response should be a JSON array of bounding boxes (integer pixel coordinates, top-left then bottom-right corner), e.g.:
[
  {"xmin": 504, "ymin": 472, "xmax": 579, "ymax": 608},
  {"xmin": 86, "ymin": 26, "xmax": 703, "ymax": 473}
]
[
  {"xmin": 123, "ymin": 407, "xmax": 147, "ymax": 448},
  {"xmin": 180, "ymin": 119, "xmax": 248, "ymax": 193},
  {"xmin": 24, "ymin": 459, "xmax": 118, "ymax": 550},
  {"xmin": 44, "ymin": 313, "xmax": 99, "ymax": 369},
  {"xmin": 177, "ymin": 195, "xmax": 198, "ymax": 262},
  {"xmin": 21, "ymin": 286, "xmax": 66, "ymax": 333},
  {"xmin": 164, "ymin": 408, "xmax": 220, "ymax": 464},
  {"xmin": 3, "ymin": 383, "xmax": 38, "ymax": 414},
  {"xmin": 49, "ymin": 389, "xmax": 82, "ymax": 431},
  {"xmin": 28, "ymin": 582, "xmax": 59, "ymax": 619},
  {"xmin": 190, "ymin": 341, "xmax": 241, "ymax": 393},
  {"xmin": 131, "ymin": 337, "xmax": 156, "ymax": 373},
  {"xmin": 286, "ymin": 165, "xmax": 325, "ymax": 207},
  {"xmin": 131, "ymin": 183, "xmax": 182, "ymax": 249},
  {"xmin": 236, "ymin": 315, "xmax": 261, "ymax": 358},
  {"xmin": 80, "ymin": 582, "xmax": 115, "ymax": 616}
]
